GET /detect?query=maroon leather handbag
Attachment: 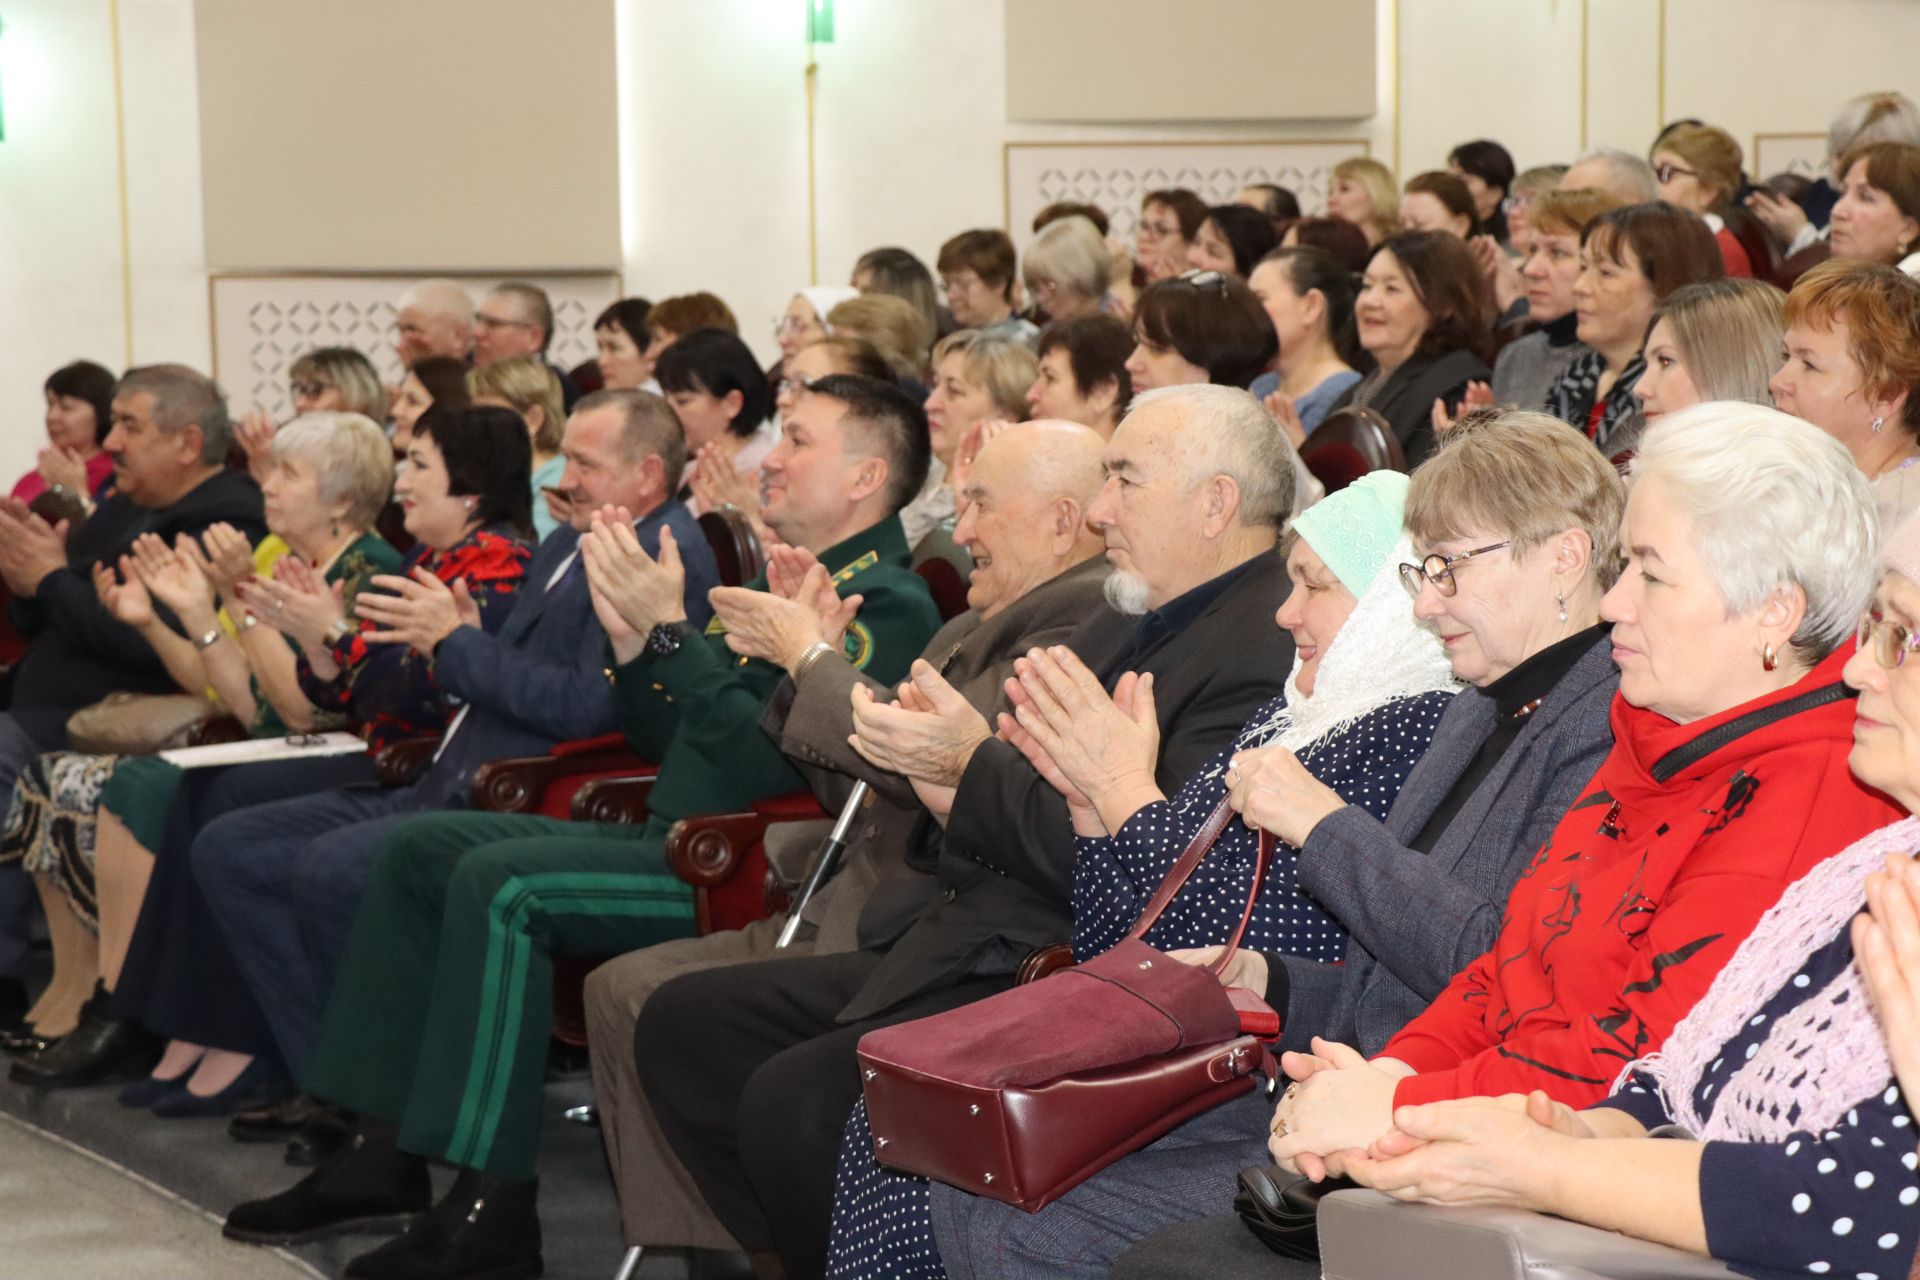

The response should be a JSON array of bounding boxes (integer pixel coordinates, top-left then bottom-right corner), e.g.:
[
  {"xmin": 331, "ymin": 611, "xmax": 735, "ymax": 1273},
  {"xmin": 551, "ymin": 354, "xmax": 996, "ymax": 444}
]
[{"xmin": 856, "ymin": 797, "xmax": 1280, "ymax": 1213}]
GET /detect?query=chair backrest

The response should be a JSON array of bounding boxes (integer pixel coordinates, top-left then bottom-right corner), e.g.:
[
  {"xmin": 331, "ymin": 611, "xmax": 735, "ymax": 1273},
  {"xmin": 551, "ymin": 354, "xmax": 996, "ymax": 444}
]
[
  {"xmin": 698, "ymin": 506, "xmax": 766, "ymax": 588},
  {"xmin": 910, "ymin": 524, "xmax": 974, "ymax": 622},
  {"xmin": 1298, "ymin": 405, "xmax": 1406, "ymax": 493}
]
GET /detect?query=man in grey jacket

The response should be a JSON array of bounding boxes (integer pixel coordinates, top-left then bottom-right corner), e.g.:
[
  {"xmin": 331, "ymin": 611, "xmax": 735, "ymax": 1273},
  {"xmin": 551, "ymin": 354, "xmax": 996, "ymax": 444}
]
[{"xmin": 583, "ymin": 420, "xmax": 1112, "ymax": 1251}]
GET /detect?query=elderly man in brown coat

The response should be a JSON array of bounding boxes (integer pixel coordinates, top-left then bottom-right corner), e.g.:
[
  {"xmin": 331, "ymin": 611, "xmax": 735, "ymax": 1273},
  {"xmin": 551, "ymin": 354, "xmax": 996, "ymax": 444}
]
[{"xmin": 584, "ymin": 419, "xmax": 1114, "ymax": 1256}]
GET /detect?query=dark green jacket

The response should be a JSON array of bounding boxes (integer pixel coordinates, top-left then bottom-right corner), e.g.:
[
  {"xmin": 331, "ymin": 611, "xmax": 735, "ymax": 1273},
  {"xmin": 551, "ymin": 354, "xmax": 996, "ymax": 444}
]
[{"xmin": 611, "ymin": 513, "xmax": 940, "ymax": 836}]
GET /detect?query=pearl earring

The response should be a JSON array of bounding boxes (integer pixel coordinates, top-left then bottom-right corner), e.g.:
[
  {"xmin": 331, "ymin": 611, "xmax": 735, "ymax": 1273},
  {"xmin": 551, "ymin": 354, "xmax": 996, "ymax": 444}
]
[{"xmin": 1557, "ymin": 595, "xmax": 1568, "ymax": 624}]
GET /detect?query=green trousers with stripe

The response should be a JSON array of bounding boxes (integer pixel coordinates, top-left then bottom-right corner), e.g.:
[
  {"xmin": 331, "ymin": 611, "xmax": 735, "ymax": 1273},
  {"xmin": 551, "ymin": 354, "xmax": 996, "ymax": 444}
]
[{"xmin": 301, "ymin": 810, "xmax": 697, "ymax": 1180}]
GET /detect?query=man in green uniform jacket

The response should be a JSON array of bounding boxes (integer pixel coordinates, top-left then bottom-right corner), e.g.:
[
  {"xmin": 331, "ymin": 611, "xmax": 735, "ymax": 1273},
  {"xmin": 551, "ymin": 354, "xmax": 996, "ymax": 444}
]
[{"xmin": 226, "ymin": 376, "xmax": 943, "ymax": 1280}]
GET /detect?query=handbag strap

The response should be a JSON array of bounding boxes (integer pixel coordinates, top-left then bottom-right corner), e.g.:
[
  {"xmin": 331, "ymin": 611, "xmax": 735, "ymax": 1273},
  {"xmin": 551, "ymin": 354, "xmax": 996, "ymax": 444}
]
[{"xmin": 1124, "ymin": 796, "xmax": 1274, "ymax": 975}]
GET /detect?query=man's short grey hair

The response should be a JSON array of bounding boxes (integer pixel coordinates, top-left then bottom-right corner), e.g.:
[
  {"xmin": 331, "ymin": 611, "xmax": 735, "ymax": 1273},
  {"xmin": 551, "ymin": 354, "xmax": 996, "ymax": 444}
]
[
  {"xmin": 1127, "ymin": 385, "xmax": 1295, "ymax": 530},
  {"xmin": 1022, "ymin": 216, "xmax": 1113, "ymax": 302},
  {"xmin": 574, "ymin": 388, "xmax": 688, "ymax": 492},
  {"xmin": 114, "ymin": 364, "xmax": 232, "ymax": 465},
  {"xmin": 1629, "ymin": 402, "xmax": 1878, "ymax": 665},
  {"xmin": 1572, "ymin": 147, "xmax": 1660, "ymax": 202},
  {"xmin": 397, "ymin": 279, "xmax": 474, "ymax": 323},
  {"xmin": 491, "ymin": 281, "xmax": 556, "ymax": 352},
  {"xmin": 271, "ymin": 412, "xmax": 395, "ymax": 531}
]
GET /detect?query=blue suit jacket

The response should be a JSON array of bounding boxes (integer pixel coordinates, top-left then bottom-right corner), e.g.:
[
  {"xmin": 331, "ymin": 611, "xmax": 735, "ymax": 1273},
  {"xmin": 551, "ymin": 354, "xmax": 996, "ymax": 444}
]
[{"xmin": 411, "ymin": 501, "xmax": 719, "ymax": 808}]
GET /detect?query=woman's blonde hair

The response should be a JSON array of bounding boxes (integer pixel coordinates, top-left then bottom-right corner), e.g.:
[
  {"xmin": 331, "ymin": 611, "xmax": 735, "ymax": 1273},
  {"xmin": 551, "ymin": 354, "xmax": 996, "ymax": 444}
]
[
  {"xmin": 930, "ymin": 330, "xmax": 1039, "ymax": 420},
  {"xmin": 1406, "ymin": 409, "xmax": 1626, "ymax": 588},
  {"xmin": 1657, "ymin": 124, "xmax": 1744, "ymax": 210},
  {"xmin": 290, "ymin": 346, "xmax": 386, "ymax": 420},
  {"xmin": 1649, "ymin": 279, "xmax": 1786, "ymax": 406},
  {"xmin": 826, "ymin": 294, "xmax": 933, "ymax": 380},
  {"xmin": 1021, "ymin": 216, "xmax": 1113, "ymax": 303},
  {"xmin": 1332, "ymin": 157, "xmax": 1400, "ymax": 241},
  {"xmin": 466, "ymin": 356, "xmax": 564, "ymax": 454},
  {"xmin": 1529, "ymin": 187, "xmax": 1628, "ymax": 239}
]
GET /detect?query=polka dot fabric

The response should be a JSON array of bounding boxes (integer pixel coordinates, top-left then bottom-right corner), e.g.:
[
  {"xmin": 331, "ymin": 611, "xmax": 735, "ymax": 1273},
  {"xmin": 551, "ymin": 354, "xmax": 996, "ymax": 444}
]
[
  {"xmin": 1601, "ymin": 911, "xmax": 1920, "ymax": 1280},
  {"xmin": 824, "ymin": 690, "xmax": 1454, "ymax": 1278}
]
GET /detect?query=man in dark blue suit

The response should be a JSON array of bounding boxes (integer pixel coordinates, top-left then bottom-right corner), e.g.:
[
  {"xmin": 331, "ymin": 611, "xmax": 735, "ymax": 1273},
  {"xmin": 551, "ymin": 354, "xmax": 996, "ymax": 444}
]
[{"xmin": 186, "ymin": 390, "xmax": 718, "ymax": 1079}]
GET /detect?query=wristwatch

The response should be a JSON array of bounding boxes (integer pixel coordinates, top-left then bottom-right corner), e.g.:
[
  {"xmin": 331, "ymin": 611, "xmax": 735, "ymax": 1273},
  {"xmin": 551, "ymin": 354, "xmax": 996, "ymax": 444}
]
[{"xmin": 645, "ymin": 620, "xmax": 691, "ymax": 659}]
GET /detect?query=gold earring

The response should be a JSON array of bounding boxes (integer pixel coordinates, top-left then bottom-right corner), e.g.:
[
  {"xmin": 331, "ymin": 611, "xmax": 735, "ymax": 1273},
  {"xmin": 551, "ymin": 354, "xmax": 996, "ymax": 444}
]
[{"xmin": 1762, "ymin": 641, "xmax": 1779, "ymax": 672}]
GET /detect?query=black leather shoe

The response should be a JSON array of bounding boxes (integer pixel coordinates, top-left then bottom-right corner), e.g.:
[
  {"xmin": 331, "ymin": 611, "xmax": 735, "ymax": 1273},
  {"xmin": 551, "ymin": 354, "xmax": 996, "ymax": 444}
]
[
  {"xmin": 344, "ymin": 1169, "xmax": 542, "ymax": 1280},
  {"xmin": 0, "ymin": 1025, "xmax": 57, "ymax": 1056},
  {"xmin": 7, "ymin": 983, "xmax": 157, "ymax": 1088},
  {"xmin": 230, "ymin": 1092, "xmax": 351, "ymax": 1143},
  {"xmin": 223, "ymin": 1127, "xmax": 430, "ymax": 1246},
  {"xmin": 286, "ymin": 1107, "xmax": 352, "ymax": 1167}
]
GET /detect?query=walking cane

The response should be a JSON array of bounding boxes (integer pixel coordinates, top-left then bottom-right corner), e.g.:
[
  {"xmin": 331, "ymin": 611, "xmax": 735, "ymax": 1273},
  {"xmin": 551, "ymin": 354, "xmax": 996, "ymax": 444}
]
[{"xmin": 776, "ymin": 780, "xmax": 868, "ymax": 948}]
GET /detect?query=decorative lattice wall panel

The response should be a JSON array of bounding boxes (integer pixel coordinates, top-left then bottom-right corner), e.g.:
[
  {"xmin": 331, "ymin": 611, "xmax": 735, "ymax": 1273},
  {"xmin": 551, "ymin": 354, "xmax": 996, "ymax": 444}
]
[
  {"xmin": 1753, "ymin": 133, "xmax": 1828, "ymax": 182},
  {"xmin": 1004, "ymin": 139, "xmax": 1370, "ymax": 244},
  {"xmin": 209, "ymin": 273, "xmax": 621, "ymax": 420}
]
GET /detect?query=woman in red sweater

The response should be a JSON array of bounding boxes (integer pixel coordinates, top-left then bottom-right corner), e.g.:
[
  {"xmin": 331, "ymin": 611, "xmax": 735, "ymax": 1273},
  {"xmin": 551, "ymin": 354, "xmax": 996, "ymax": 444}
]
[{"xmin": 1268, "ymin": 401, "xmax": 1899, "ymax": 1179}]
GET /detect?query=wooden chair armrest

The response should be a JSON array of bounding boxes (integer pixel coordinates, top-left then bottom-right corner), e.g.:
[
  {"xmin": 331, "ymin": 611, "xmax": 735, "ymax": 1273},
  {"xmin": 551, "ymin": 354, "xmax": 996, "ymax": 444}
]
[
  {"xmin": 374, "ymin": 735, "xmax": 441, "ymax": 787},
  {"xmin": 569, "ymin": 774, "xmax": 656, "ymax": 824},
  {"xmin": 1016, "ymin": 942, "xmax": 1075, "ymax": 985},
  {"xmin": 471, "ymin": 741, "xmax": 651, "ymax": 813},
  {"xmin": 665, "ymin": 811, "xmax": 770, "ymax": 890}
]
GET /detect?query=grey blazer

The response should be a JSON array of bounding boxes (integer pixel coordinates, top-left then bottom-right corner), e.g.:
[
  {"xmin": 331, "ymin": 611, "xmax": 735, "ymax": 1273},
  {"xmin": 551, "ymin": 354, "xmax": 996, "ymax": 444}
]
[
  {"xmin": 1278, "ymin": 633, "xmax": 1620, "ymax": 1056},
  {"xmin": 761, "ymin": 554, "xmax": 1112, "ymax": 952}
]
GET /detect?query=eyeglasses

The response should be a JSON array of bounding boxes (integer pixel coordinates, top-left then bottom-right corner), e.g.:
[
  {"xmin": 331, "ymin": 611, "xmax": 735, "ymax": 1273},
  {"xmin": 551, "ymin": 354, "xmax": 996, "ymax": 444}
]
[
  {"xmin": 289, "ymin": 379, "xmax": 331, "ymax": 399},
  {"xmin": 474, "ymin": 313, "xmax": 535, "ymax": 331},
  {"xmin": 779, "ymin": 375, "xmax": 823, "ymax": 398},
  {"xmin": 775, "ymin": 315, "xmax": 825, "ymax": 337},
  {"xmin": 1138, "ymin": 220, "xmax": 1180, "ymax": 239},
  {"xmin": 1397, "ymin": 541, "xmax": 1511, "ymax": 598},
  {"xmin": 1857, "ymin": 612, "xmax": 1920, "ymax": 668},
  {"xmin": 1653, "ymin": 161, "xmax": 1697, "ymax": 184}
]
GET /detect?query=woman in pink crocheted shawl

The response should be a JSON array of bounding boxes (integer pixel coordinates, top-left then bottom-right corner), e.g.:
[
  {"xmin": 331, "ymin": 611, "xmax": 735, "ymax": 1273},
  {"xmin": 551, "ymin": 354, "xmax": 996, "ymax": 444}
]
[{"xmin": 1339, "ymin": 510, "xmax": 1920, "ymax": 1280}]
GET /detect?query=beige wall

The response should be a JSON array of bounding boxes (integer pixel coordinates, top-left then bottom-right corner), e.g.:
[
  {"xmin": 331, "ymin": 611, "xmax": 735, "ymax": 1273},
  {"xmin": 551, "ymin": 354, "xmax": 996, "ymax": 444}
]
[
  {"xmin": 1005, "ymin": 0, "xmax": 1375, "ymax": 122},
  {"xmin": 194, "ymin": 0, "xmax": 621, "ymax": 271}
]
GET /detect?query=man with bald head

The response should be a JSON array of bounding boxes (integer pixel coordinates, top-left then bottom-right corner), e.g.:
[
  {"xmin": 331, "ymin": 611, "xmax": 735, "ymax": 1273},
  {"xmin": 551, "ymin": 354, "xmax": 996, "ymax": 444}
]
[
  {"xmin": 393, "ymin": 278, "xmax": 475, "ymax": 366},
  {"xmin": 582, "ymin": 421, "xmax": 1109, "ymax": 1251},
  {"xmin": 1561, "ymin": 146, "xmax": 1661, "ymax": 203},
  {"xmin": 637, "ymin": 388, "xmax": 1297, "ymax": 1274}
]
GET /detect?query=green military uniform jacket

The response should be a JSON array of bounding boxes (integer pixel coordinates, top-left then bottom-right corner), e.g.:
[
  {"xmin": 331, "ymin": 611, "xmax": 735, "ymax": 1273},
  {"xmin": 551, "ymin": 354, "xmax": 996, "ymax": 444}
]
[{"xmin": 610, "ymin": 513, "xmax": 941, "ymax": 834}]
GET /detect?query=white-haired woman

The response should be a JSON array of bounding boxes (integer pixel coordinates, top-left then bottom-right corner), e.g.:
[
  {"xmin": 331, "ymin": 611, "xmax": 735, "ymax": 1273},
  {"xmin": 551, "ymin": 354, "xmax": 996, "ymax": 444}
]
[
  {"xmin": 965, "ymin": 404, "xmax": 1900, "ymax": 1280},
  {"xmin": 1320, "ymin": 509, "xmax": 1920, "ymax": 1280},
  {"xmin": 827, "ymin": 468, "xmax": 1462, "ymax": 1279},
  {"xmin": 0, "ymin": 414, "xmax": 401, "ymax": 1069}
]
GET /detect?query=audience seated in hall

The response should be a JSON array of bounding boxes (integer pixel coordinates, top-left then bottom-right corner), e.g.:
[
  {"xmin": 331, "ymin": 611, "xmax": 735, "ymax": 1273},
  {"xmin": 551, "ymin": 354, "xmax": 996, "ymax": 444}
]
[{"xmin": 22, "ymin": 69, "xmax": 1920, "ymax": 1280}]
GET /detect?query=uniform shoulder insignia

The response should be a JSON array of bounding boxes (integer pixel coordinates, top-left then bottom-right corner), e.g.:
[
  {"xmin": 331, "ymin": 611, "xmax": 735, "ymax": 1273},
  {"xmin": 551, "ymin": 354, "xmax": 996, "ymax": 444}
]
[
  {"xmin": 705, "ymin": 615, "xmax": 729, "ymax": 637},
  {"xmin": 829, "ymin": 550, "xmax": 879, "ymax": 588},
  {"xmin": 842, "ymin": 620, "xmax": 877, "ymax": 670}
]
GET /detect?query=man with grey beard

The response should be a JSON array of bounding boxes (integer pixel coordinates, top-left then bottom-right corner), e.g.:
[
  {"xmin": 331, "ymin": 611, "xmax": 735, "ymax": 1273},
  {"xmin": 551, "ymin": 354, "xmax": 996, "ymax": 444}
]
[{"xmin": 638, "ymin": 385, "xmax": 1297, "ymax": 1278}]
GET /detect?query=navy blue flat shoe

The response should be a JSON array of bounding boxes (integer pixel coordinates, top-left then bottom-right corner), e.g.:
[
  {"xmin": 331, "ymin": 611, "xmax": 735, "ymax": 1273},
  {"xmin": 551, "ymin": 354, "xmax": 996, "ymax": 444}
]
[
  {"xmin": 118, "ymin": 1071, "xmax": 192, "ymax": 1108},
  {"xmin": 150, "ymin": 1059, "xmax": 290, "ymax": 1119}
]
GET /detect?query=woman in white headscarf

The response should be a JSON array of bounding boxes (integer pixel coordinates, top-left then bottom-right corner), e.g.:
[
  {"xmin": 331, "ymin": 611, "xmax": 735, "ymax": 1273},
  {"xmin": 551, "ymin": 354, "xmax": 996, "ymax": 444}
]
[{"xmin": 825, "ymin": 470, "xmax": 1462, "ymax": 1278}]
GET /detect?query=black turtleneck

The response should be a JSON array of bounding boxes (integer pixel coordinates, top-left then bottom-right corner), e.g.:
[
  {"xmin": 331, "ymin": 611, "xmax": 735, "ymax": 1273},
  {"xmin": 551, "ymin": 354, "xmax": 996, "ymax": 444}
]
[
  {"xmin": 1406, "ymin": 624, "xmax": 1609, "ymax": 854},
  {"xmin": 1541, "ymin": 309, "xmax": 1581, "ymax": 348}
]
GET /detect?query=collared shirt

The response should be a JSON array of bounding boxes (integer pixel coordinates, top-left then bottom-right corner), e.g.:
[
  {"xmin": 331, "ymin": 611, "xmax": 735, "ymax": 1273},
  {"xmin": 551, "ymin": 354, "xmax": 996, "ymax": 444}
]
[{"xmin": 1105, "ymin": 554, "xmax": 1263, "ymax": 686}]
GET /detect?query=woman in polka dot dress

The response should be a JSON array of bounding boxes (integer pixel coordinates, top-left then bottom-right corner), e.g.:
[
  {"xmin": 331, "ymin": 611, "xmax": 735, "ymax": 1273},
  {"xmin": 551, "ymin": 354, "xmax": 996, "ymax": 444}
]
[
  {"xmin": 1332, "ymin": 522, "xmax": 1920, "ymax": 1280},
  {"xmin": 825, "ymin": 472, "xmax": 1461, "ymax": 1277}
]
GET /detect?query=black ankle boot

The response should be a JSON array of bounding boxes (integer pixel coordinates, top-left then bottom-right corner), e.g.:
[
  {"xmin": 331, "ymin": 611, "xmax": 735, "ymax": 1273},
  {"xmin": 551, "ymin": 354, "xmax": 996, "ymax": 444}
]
[
  {"xmin": 223, "ymin": 1124, "xmax": 431, "ymax": 1245},
  {"xmin": 8, "ymin": 981, "xmax": 158, "ymax": 1087},
  {"xmin": 343, "ymin": 1168, "xmax": 542, "ymax": 1280}
]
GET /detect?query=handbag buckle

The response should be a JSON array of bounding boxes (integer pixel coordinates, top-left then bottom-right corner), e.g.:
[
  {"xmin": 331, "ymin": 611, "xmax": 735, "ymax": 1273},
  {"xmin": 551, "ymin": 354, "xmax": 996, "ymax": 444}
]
[{"xmin": 1210, "ymin": 1043, "xmax": 1254, "ymax": 1083}]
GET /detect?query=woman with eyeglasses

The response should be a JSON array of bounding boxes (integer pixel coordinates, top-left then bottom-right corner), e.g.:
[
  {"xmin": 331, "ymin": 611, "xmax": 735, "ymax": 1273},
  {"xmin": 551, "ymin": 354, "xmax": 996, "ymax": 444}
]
[
  {"xmin": 1332, "ymin": 230, "xmax": 1495, "ymax": 467},
  {"xmin": 1134, "ymin": 188, "xmax": 1208, "ymax": 283},
  {"xmin": 234, "ymin": 347, "xmax": 387, "ymax": 488},
  {"xmin": 1772, "ymin": 259, "xmax": 1920, "ymax": 530},
  {"xmin": 826, "ymin": 470, "xmax": 1460, "ymax": 1279},
  {"xmin": 876, "ymin": 412, "xmax": 1625, "ymax": 1278},
  {"xmin": 1286, "ymin": 505, "xmax": 1920, "ymax": 1280},
  {"xmin": 1652, "ymin": 124, "xmax": 1758, "ymax": 278}
]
